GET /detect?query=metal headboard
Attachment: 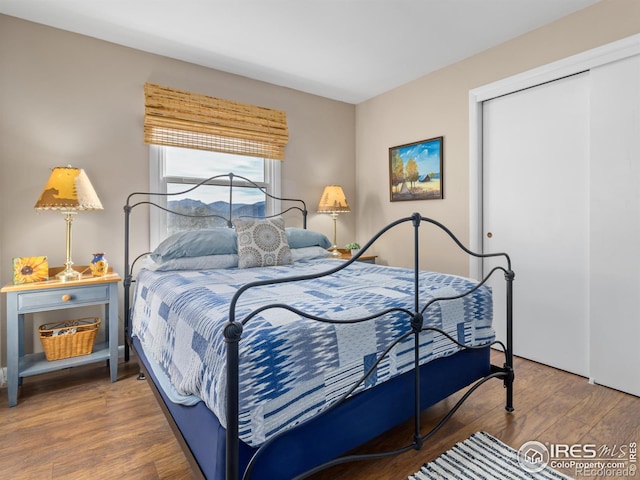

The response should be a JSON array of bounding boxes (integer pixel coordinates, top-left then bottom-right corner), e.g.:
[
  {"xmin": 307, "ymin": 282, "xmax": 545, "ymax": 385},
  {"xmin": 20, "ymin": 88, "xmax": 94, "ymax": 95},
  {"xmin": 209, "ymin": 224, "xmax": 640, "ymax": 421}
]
[{"xmin": 122, "ymin": 172, "xmax": 308, "ymax": 361}]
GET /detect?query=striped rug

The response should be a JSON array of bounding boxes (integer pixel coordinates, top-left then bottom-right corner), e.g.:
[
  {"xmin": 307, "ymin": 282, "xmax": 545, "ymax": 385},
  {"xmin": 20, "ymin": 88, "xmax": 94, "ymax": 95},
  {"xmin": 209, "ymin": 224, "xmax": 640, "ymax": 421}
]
[{"xmin": 409, "ymin": 432, "xmax": 574, "ymax": 480}]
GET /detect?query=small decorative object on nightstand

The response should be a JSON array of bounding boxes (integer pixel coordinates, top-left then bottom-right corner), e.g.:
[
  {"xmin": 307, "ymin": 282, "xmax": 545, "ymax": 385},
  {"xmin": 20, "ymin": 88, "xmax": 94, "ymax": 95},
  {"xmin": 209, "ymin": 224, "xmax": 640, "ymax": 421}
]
[
  {"xmin": 12, "ymin": 256, "xmax": 49, "ymax": 284},
  {"xmin": 90, "ymin": 252, "xmax": 109, "ymax": 277},
  {"xmin": 345, "ymin": 242, "xmax": 360, "ymax": 256}
]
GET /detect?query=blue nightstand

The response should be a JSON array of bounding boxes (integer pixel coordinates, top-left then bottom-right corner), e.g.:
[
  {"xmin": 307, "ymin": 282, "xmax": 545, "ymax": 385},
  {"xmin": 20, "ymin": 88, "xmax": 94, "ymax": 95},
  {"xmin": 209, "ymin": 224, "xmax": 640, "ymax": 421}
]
[{"xmin": 1, "ymin": 268, "xmax": 121, "ymax": 406}]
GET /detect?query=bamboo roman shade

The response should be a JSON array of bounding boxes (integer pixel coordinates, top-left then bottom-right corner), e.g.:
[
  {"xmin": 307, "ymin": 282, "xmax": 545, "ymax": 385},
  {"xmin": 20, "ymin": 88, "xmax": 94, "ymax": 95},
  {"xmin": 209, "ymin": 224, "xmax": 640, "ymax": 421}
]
[{"xmin": 144, "ymin": 83, "xmax": 289, "ymax": 160}]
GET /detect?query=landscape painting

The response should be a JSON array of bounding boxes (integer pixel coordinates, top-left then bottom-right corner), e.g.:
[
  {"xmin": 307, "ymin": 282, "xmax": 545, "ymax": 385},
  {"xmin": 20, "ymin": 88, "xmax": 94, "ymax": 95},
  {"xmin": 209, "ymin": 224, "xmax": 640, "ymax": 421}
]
[{"xmin": 389, "ymin": 136, "xmax": 443, "ymax": 202}]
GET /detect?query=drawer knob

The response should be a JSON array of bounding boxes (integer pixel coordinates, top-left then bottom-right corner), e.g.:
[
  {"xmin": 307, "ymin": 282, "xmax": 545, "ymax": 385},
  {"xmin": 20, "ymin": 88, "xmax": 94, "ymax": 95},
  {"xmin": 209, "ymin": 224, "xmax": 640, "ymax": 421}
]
[{"xmin": 61, "ymin": 294, "xmax": 72, "ymax": 302}]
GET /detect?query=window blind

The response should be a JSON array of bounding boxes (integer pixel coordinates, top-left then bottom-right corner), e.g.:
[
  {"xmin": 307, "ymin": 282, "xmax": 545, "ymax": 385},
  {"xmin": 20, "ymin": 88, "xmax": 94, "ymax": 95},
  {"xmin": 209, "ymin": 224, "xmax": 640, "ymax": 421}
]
[{"xmin": 144, "ymin": 83, "xmax": 288, "ymax": 160}]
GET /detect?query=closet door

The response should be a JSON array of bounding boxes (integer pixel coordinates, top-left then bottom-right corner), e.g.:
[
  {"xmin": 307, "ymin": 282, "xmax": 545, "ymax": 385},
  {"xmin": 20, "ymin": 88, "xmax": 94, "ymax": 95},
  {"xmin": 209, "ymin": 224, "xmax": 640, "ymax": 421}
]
[
  {"xmin": 589, "ymin": 55, "xmax": 640, "ymax": 396},
  {"xmin": 482, "ymin": 73, "xmax": 590, "ymax": 376}
]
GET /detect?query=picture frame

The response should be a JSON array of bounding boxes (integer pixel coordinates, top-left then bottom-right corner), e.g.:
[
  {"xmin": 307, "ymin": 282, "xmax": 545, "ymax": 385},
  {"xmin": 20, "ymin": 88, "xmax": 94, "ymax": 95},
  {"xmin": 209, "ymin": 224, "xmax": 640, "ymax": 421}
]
[
  {"xmin": 389, "ymin": 136, "xmax": 443, "ymax": 202},
  {"xmin": 12, "ymin": 256, "xmax": 49, "ymax": 284}
]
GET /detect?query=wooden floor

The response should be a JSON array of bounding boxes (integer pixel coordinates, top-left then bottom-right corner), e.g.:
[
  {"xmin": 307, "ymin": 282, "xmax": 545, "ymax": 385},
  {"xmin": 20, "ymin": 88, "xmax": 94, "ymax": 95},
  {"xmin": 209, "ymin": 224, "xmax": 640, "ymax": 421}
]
[{"xmin": 0, "ymin": 351, "xmax": 638, "ymax": 479}]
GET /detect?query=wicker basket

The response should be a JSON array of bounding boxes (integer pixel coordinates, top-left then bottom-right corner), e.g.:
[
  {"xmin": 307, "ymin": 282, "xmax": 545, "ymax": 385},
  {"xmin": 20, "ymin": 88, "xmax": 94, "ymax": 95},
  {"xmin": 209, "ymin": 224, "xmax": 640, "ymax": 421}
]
[{"xmin": 39, "ymin": 317, "xmax": 101, "ymax": 361}]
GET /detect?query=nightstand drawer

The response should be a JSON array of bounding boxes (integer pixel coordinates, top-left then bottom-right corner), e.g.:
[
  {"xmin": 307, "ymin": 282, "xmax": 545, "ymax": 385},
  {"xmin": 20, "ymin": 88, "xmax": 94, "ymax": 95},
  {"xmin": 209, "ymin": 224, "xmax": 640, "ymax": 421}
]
[{"xmin": 17, "ymin": 285, "xmax": 111, "ymax": 312}]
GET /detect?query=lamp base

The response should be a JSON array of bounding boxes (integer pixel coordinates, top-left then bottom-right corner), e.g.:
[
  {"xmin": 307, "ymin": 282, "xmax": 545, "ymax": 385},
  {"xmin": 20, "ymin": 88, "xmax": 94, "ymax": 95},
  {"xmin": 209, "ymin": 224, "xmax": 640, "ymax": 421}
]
[
  {"xmin": 330, "ymin": 247, "xmax": 341, "ymax": 257},
  {"xmin": 56, "ymin": 267, "xmax": 81, "ymax": 282}
]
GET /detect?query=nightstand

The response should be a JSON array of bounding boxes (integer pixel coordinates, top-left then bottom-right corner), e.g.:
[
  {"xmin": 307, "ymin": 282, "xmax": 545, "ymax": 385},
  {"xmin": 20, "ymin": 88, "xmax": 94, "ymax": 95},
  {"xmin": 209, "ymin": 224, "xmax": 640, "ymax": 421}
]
[
  {"xmin": 339, "ymin": 253, "xmax": 377, "ymax": 264},
  {"xmin": 1, "ymin": 267, "xmax": 121, "ymax": 406},
  {"xmin": 333, "ymin": 249, "xmax": 377, "ymax": 264}
]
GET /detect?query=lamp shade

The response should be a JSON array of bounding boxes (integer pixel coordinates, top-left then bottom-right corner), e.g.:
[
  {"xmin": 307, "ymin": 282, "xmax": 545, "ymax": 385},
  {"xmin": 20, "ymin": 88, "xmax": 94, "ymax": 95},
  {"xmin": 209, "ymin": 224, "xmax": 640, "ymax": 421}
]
[
  {"xmin": 317, "ymin": 185, "xmax": 350, "ymax": 213},
  {"xmin": 34, "ymin": 166, "xmax": 103, "ymax": 211}
]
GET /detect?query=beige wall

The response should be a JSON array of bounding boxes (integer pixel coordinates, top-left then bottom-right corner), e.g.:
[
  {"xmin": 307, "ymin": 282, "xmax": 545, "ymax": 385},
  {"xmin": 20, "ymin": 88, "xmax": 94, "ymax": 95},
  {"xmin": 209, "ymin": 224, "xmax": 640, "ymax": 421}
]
[
  {"xmin": 355, "ymin": 0, "xmax": 640, "ymax": 275},
  {"xmin": 0, "ymin": 15, "xmax": 355, "ymax": 365}
]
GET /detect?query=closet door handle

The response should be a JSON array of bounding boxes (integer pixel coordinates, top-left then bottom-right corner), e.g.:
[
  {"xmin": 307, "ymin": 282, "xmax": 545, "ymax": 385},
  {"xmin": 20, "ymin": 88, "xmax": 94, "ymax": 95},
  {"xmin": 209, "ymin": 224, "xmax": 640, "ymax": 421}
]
[{"xmin": 486, "ymin": 232, "xmax": 493, "ymax": 238}]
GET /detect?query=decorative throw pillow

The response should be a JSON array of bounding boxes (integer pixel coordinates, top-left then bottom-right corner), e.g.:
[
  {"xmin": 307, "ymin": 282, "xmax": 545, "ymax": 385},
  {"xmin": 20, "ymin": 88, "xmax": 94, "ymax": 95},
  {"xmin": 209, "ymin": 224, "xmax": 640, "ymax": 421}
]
[{"xmin": 232, "ymin": 217, "xmax": 292, "ymax": 268}]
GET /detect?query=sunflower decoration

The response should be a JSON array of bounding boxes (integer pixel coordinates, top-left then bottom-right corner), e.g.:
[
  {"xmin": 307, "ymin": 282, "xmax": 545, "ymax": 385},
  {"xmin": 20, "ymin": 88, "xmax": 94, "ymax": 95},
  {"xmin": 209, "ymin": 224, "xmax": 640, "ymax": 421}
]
[
  {"xmin": 12, "ymin": 256, "xmax": 49, "ymax": 284},
  {"xmin": 90, "ymin": 253, "xmax": 108, "ymax": 277}
]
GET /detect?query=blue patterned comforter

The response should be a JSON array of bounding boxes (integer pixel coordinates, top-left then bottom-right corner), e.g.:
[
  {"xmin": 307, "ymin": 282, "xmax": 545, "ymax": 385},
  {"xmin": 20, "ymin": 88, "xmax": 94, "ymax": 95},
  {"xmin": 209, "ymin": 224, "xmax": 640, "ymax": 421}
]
[{"xmin": 131, "ymin": 259, "xmax": 493, "ymax": 447}]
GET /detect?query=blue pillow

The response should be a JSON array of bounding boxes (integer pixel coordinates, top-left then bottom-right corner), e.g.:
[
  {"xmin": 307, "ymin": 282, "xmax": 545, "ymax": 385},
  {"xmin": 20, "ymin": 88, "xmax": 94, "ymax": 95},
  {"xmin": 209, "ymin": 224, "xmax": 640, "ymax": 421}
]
[
  {"xmin": 145, "ymin": 254, "xmax": 239, "ymax": 271},
  {"xmin": 150, "ymin": 228, "xmax": 238, "ymax": 262},
  {"xmin": 285, "ymin": 228, "xmax": 332, "ymax": 249}
]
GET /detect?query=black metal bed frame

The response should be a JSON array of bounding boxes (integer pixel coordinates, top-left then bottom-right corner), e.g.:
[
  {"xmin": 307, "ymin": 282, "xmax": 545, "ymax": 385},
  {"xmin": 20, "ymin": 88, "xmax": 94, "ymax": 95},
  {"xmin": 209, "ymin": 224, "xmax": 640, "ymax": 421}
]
[
  {"xmin": 123, "ymin": 174, "xmax": 514, "ymax": 480},
  {"xmin": 224, "ymin": 213, "xmax": 514, "ymax": 480}
]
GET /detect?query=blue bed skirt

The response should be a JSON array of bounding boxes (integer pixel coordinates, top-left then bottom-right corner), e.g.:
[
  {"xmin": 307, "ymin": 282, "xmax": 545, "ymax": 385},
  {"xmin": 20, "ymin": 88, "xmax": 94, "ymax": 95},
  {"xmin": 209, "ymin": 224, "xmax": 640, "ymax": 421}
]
[{"xmin": 133, "ymin": 337, "xmax": 491, "ymax": 479}]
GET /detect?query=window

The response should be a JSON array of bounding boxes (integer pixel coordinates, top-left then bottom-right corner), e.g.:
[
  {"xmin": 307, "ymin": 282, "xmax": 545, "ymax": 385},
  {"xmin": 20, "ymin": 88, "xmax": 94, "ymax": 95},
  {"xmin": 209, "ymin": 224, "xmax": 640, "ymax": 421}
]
[
  {"xmin": 143, "ymin": 83, "xmax": 288, "ymax": 247},
  {"xmin": 149, "ymin": 145, "xmax": 281, "ymax": 248}
]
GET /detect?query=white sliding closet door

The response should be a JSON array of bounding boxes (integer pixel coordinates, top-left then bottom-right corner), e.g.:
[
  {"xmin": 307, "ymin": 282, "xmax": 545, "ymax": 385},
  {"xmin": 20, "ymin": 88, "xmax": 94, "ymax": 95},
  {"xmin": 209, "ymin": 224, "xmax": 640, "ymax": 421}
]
[
  {"xmin": 482, "ymin": 73, "xmax": 590, "ymax": 376},
  {"xmin": 589, "ymin": 55, "xmax": 640, "ymax": 396}
]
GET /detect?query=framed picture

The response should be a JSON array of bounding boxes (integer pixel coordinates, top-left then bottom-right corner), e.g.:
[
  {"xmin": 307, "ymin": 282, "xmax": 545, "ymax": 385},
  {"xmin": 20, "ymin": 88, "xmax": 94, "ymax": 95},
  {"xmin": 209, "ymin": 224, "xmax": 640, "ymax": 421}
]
[
  {"xmin": 12, "ymin": 256, "xmax": 49, "ymax": 284},
  {"xmin": 389, "ymin": 136, "xmax": 443, "ymax": 202}
]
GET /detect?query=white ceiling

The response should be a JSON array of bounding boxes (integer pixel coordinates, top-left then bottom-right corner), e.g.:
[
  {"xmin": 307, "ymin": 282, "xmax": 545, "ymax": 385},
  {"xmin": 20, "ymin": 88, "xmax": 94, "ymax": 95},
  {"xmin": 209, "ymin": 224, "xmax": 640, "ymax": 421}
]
[{"xmin": 0, "ymin": 0, "xmax": 600, "ymax": 104}]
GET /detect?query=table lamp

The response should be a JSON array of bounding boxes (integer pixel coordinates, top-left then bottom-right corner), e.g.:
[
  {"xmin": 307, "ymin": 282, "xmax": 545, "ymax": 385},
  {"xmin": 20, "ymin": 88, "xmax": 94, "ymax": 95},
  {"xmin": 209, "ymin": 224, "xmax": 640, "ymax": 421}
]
[
  {"xmin": 317, "ymin": 185, "xmax": 350, "ymax": 257},
  {"xmin": 34, "ymin": 166, "xmax": 103, "ymax": 282}
]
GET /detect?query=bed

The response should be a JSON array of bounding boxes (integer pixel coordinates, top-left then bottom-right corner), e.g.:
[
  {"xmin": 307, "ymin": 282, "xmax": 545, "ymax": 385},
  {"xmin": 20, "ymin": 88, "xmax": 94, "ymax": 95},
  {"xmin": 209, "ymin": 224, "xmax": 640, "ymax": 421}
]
[{"xmin": 123, "ymin": 174, "xmax": 515, "ymax": 480}]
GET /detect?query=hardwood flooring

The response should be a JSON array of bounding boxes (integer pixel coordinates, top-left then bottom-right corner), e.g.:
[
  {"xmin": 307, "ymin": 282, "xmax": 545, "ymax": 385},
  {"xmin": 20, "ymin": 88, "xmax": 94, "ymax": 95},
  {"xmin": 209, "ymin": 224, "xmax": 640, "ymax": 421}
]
[{"xmin": 0, "ymin": 351, "xmax": 638, "ymax": 479}]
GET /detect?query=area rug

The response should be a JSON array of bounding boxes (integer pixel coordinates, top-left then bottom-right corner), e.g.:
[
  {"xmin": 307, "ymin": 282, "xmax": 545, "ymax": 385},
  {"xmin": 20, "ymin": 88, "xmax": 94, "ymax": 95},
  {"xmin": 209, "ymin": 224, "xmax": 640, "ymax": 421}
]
[{"xmin": 408, "ymin": 432, "xmax": 574, "ymax": 479}]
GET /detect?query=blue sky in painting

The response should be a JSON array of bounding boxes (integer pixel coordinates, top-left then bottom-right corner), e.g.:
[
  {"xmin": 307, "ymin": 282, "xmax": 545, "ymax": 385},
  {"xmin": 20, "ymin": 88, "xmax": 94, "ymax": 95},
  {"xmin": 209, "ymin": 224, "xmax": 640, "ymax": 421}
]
[{"xmin": 397, "ymin": 139, "xmax": 441, "ymax": 177}]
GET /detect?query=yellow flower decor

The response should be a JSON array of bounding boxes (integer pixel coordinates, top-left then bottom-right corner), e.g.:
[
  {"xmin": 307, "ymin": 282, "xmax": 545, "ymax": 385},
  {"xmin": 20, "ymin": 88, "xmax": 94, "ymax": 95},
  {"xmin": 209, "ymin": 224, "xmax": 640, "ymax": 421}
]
[{"xmin": 12, "ymin": 256, "xmax": 49, "ymax": 284}]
